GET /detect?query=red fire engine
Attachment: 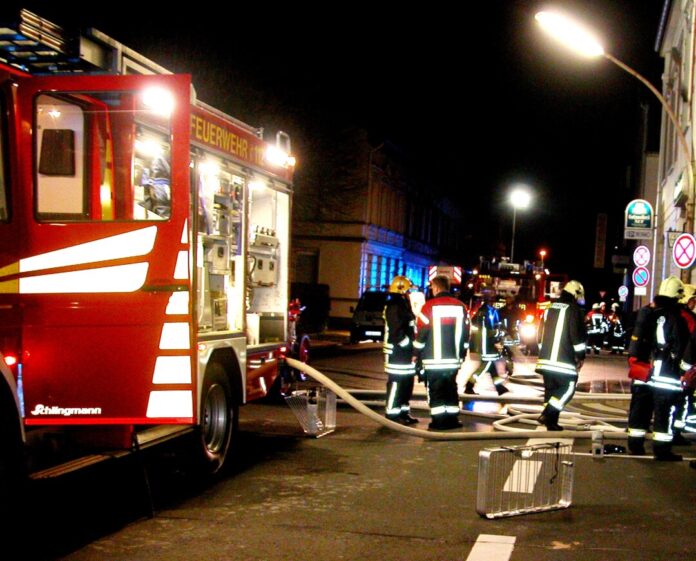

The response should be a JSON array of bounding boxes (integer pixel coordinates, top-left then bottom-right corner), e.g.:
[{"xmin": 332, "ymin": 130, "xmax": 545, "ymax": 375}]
[{"xmin": 0, "ymin": 10, "xmax": 303, "ymax": 507}]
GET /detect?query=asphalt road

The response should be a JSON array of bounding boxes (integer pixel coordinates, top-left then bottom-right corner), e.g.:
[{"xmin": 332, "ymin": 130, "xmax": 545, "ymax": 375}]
[{"xmin": 26, "ymin": 347, "xmax": 696, "ymax": 561}]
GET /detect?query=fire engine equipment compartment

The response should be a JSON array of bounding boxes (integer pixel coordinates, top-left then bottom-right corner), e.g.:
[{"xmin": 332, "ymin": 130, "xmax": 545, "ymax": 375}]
[
  {"xmin": 247, "ymin": 180, "xmax": 289, "ymax": 344},
  {"xmin": 194, "ymin": 157, "xmax": 289, "ymax": 345}
]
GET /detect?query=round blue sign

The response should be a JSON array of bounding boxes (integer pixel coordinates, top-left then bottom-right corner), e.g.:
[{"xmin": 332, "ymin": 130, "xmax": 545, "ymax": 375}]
[{"xmin": 632, "ymin": 267, "xmax": 650, "ymax": 287}]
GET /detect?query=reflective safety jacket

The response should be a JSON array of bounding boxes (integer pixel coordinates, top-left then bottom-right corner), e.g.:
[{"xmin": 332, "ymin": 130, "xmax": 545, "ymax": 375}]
[
  {"xmin": 585, "ymin": 310, "xmax": 608, "ymax": 335},
  {"xmin": 535, "ymin": 292, "xmax": 586, "ymax": 376},
  {"xmin": 414, "ymin": 292, "xmax": 469, "ymax": 371},
  {"xmin": 470, "ymin": 303, "xmax": 503, "ymax": 361},
  {"xmin": 640, "ymin": 297, "xmax": 689, "ymax": 392},
  {"xmin": 383, "ymin": 293, "xmax": 416, "ymax": 376}
]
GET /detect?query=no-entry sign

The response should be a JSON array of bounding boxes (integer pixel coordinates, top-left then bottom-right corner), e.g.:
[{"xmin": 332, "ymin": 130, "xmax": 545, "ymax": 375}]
[
  {"xmin": 673, "ymin": 233, "xmax": 696, "ymax": 269},
  {"xmin": 632, "ymin": 267, "xmax": 650, "ymax": 287}
]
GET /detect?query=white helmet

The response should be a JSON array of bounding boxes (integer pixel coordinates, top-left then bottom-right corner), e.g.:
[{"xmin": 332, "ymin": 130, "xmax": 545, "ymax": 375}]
[
  {"xmin": 563, "ymin": 280, "xmax": 585, "ymax": 303},
  {"xmin": 658, "ymin": 276, "xmax": 685, "ymax": 299}
]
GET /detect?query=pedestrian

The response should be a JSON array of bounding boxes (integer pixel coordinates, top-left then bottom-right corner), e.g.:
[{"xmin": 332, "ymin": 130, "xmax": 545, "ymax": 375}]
[
  {"xmin": 535, "ymin": 280, "xmax": 587, "ymax": 431},
  {"xmin": 627, "ymin": 276, "xmax": 689, "ymax": 460},
  {"xmin": 414, "ymin": 275, "xmax": 470, "ymax": 430},
  {"xmin": 382, "ymin": 275, "xmax": 419, "ymax": 425},
  {"xmin": 463, "ymin": 289, "xmax": 510, "ymax": 395}
]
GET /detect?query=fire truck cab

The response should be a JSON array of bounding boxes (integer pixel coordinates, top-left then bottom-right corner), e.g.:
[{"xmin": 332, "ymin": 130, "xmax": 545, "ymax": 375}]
[{"xmin": 0, "ymin": 10, "xmax": 300, "ymax": 512}]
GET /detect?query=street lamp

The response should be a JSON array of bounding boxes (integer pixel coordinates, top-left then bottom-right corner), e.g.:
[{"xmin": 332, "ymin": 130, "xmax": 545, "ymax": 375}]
[
  {"xmin": 535, "ymin": 9, "xmax": 694, "ymax": 286},
  {"xmin": 509, "ymin": 187, "xmax": 532, "ymax": 264},
  {"xmin": 539, "ymin": 249, "xmax": 547, "ymax": 269}
]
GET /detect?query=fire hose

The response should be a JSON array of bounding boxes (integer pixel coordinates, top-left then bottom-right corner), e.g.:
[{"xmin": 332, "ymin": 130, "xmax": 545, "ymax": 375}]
[{"xmin": 284, "ymin": 357, "xmax": 629, "ymax": 441}]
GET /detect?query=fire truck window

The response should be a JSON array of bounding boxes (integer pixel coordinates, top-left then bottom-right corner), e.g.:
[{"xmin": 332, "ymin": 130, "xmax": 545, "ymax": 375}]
[
  {"xmin": 35, "ymin": 95, "xmax": 86, "ymax": 218},
  {"xmin": 35, "ymin": 91, "xmax": 172, "ymax": 222},
  {"xmin": 133, "ymin": 129, "xmax": 171, "ymax": 220}
]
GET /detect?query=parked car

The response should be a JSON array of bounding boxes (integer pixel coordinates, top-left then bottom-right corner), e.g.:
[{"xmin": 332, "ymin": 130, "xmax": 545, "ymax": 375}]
[{"xmin": 350, "ymin": 290, "xmax": 388, "ymax": 343}]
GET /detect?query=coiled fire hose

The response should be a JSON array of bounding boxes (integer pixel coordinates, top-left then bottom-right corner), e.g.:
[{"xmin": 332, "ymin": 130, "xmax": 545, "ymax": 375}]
[{"xmin": 285, "ymin": 358, "xmax": 628, "ymax": 441}]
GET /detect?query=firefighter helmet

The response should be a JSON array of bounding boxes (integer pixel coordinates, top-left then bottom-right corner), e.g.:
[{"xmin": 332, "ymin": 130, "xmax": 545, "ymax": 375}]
[
  {"xmin": 680, "ymin": 284, "xmax": 696, "ymax": 304},
  {"xmin": 658, "ymin": 276, "xmax": 684, "ymax": 299},
  {"xmin": 389, "ymin": 275, "xmax": 412, "ymax": 294},
  {"xmin": 563, "ymin": 280, "xmax": 585, "ymax": 303}
]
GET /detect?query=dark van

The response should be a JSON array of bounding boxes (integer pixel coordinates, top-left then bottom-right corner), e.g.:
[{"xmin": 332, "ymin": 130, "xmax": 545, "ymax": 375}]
[{"xmin": 350, "ymin": 290, "xmax": 388, "ymax": 343}]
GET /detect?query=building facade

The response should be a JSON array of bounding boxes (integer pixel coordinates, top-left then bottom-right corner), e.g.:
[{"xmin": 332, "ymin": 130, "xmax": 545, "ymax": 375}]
[
  {"xmin": 292, "ymin": 128, "xmax": 466, "ymax": 325},
  {"xmin": 653, "ymin": 0, "xmax": 696, "ymax": 293}
]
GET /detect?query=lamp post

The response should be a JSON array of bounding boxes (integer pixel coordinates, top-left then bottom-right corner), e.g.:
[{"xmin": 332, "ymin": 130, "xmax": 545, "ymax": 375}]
[
  {"xmin": 509, "ymin": 187, "xmax": 532, "ymax": 264},
  {"xmin": 539, "ymin": 249, "xmax": 547, "ymax": 269},
  {"xmin": 535, "ymin": 9, "xmax": 694, "ymax": 287}
]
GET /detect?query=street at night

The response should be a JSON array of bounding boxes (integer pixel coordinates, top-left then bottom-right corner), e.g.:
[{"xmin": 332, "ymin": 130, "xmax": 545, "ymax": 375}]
[
  {"xmin": 24, "ymin": 343, "xmax": 696, "ymax": 561},
  {"xmin": 2, "ymin": 3, "xmax": 696, "ymax": 561}
]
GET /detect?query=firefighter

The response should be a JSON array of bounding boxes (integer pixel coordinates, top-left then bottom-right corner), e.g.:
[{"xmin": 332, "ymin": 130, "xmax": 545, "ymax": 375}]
[
  {"xmin": 383, "ymin": 275, "xmax": 419, "ymax": 424},
  {"xmin": 463, "ymin": 290, "xmax": 510, "ymax": 395},
  {"xmin": 414, "ymin": 275, "xmax": 470, "ymax": 430},
  {"xmin": 607, "ymin": 302, "xmax": 626, "ymax": 355},
  {"xmin": 535, "ymin": 280, "xmax": 587, "ymax": 431},
  {"xmin": 585, "ymin": 303, "xmax": 607, "ymax": 355},
  {"xmin": 627, "ymin": 276, "xmax": 689, "ymax": 460},
  {"xmin": 626, "ymin": 300, "xmax": 655, "ymax": 455},
  {"xmin": 672, "ymin": 284, "xmax": 696, "ymax": 443}
]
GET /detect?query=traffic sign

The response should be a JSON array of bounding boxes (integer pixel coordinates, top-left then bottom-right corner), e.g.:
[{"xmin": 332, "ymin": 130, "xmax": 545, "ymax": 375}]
[
  {"xmin": 618, "ymin": 286, "xmax": 629, "ymax": 298},
  {"xmin": 633, "ymin": 245, "xmax": 651, "ymax": 267},
  {"xmin": 632, "ymin": 267, "xmax": 650, "ymax": 287},
  {"xmin": 672, "ymin": 233, "xmax": 696, "ymax": 269}
]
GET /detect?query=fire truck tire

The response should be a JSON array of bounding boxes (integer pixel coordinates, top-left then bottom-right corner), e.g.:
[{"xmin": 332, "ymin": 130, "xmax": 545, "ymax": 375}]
[
  {"xmin": 0, "ymin": 391, "xmax": 25, "ymax": 527},
  {"xmin": 197, "ymin": 363, "xmax": 238, "ymax": 474}
]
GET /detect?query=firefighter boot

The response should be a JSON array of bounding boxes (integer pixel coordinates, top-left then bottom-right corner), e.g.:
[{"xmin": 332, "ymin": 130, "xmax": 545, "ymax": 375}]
[
  {"xmin": 495, "ymin": 383, "xmax": 510, "ymax": 396},
  {"xmin": 538, "ymin": 407, "xmax": 562, "ymax": 431},
  {"xmin": 653, "ymin": 442, "xmax": 683, "ymax": 462},
  {"xmin": 672, "ymin": 430, "xmax": 691, "ymax": 446},
  {"xmin": 399, "ymin": 412, "xmax": 419, "ymax": 425},
  {"xmin": 627, "ymin": 436, "xmax": 646, "ymax": 456}
]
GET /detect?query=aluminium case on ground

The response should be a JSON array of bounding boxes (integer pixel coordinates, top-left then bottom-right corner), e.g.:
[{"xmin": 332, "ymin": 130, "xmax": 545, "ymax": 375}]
[
  {"xmin": 476, "ymin": 442, "xmax": 574, "ymax": 519},
  {"xmin": 285, "ymin": 387, "xmax": 336, "ymax": 437}
]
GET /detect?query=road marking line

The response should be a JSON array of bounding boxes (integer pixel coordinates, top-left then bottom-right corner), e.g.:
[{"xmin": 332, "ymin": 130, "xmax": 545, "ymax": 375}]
[
  {"xmin": 466, "ymin": 534, "xmax": 516, "ymax": 561},
  {"xmin": 503, "ymin": 460, "xmax": 543, "ymax": 493}
]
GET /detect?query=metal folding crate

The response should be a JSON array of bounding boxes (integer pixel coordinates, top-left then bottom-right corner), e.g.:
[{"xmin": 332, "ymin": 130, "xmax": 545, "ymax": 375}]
[
  {"xmin": 476, "ymin": 442, "xmax": 574, "ymax": 519},
  {"xmin": 285, "ymin": 387, "xmax": 336, "ymax": 437}
]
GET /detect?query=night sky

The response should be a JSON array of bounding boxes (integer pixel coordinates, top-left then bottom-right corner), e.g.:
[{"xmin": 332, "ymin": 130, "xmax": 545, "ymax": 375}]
[{"xmin": 3, "ymin": 1, "xmax": 667, "ymax": 299}]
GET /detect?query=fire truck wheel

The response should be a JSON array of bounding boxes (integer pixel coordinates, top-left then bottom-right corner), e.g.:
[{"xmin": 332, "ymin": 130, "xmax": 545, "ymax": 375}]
[
  {"xmin": 198, "ymin": 363, "xmax": 238, "ymax": 474},
  {"xmin": 296, "ymin": 335, "xmax": 311, "ymax": 364},
  {"xmin": 0, "ymin": 394, "xmax": 25, "ymax": 527}
]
